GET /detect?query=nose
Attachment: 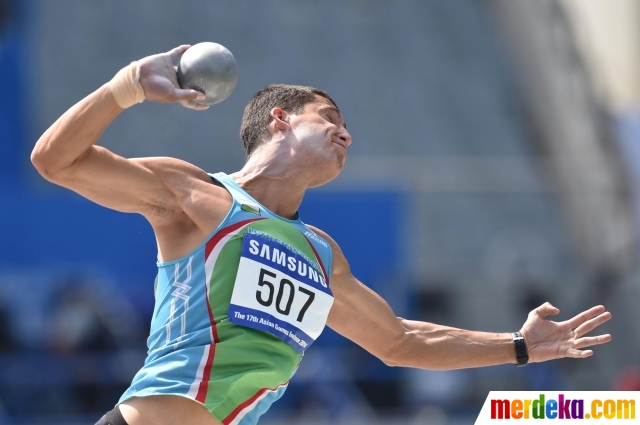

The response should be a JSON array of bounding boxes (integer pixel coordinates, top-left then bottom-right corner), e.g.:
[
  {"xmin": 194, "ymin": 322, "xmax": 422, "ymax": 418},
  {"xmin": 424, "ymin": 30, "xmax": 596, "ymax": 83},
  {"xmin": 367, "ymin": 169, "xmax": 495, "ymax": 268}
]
[{"xmin": 337, "ymin": 129, "xmax": 352, "ymax": 147}]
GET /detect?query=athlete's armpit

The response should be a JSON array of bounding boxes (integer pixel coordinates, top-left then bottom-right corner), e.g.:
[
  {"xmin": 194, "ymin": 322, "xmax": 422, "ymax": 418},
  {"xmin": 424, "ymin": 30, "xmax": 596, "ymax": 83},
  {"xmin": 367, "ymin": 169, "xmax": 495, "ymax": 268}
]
[{"xmin": 141, "ymin": 200, "xmax": 188, "ymax": 220}]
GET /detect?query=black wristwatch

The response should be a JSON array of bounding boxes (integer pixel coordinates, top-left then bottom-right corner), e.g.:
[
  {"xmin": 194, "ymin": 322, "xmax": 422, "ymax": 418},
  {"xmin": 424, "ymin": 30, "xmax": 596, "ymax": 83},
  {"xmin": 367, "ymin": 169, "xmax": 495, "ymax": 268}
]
[{"xmin": 511, "ymin": 332, "xmax": 528, "ymax": 366}]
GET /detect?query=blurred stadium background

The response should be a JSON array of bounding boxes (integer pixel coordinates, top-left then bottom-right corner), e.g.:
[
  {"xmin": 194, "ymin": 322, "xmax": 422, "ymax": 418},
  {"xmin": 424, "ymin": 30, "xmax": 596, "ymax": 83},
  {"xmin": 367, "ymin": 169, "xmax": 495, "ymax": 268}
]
[{"xmin": 0, "ymin": 0, "xmax": 638, "ymax": 424}]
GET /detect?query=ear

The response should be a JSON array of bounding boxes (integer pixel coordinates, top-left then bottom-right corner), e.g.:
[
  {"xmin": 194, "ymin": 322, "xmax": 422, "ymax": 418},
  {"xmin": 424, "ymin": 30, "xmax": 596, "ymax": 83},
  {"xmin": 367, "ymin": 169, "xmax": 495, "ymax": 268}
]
[{"xmin": 270, "ymin": 107, "xmax": 290, "ymax": 133}]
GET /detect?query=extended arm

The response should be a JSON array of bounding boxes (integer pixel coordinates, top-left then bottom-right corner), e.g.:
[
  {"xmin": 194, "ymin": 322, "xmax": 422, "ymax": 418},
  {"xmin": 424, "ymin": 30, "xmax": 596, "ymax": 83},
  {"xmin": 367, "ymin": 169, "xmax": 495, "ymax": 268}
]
[{"xmin": 313, "ymin": 227, "xmax": 612, "ymax": 370}]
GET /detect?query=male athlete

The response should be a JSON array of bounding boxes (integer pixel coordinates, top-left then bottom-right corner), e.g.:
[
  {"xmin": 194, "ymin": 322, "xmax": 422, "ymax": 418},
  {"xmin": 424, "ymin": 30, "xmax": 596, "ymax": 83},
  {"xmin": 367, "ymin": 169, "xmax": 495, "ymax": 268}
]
[{"xmin": 31, "ymin": 46, "xmax": 612, "ymax": 425}]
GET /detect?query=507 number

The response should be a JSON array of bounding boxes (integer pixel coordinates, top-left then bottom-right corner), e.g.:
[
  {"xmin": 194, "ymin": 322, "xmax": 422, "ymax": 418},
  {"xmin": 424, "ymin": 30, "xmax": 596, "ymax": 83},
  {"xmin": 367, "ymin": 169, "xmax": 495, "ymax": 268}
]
[{"xmin": 256, "ymin": 268, "xmax": 315, "ymax": 322}]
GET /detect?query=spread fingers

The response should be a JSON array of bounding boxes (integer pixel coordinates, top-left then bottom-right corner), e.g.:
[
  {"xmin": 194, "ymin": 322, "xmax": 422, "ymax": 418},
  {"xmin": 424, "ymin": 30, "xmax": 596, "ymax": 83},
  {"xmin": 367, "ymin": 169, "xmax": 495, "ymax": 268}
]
[
  {"xmin": 573, "ymin": 334, "xmax": 612, "ymax": 349},
  {"xmin": 573, "ymin": 311, "xmax": 611, "ymax": 338},
  {"xmin": 566, "ymin": 305, "xmax": 607, "ymax": 329}
]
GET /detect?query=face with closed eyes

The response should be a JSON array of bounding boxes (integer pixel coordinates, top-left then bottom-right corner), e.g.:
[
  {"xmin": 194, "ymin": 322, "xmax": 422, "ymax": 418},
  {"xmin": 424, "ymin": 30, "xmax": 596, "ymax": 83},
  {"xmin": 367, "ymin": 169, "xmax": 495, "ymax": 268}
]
[{"xmin": 277, "ymin": 96, "xmax": 352, "ymax": 187}]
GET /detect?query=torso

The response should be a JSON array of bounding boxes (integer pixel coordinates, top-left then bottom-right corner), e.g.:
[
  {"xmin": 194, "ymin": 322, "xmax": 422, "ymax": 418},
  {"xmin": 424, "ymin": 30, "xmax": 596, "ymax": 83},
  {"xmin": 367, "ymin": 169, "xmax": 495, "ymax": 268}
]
[{"xmin": 118, "ymin": 173, "xmax": 334, "ymax": 425}]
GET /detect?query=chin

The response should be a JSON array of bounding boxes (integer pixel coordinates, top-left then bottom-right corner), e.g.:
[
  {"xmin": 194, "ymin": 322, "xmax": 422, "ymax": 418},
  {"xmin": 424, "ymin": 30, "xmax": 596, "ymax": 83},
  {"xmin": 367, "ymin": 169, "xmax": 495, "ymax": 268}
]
[{"xmin": 308, "ymin": 161, "xmax": 343, "ymax": 188}]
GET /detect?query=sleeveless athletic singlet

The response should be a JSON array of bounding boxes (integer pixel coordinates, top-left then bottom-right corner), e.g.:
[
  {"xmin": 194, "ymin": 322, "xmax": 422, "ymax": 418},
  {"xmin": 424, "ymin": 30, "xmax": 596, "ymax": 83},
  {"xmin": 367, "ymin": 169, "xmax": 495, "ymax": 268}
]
[{"xmin": 118, "ymin": 172, "xmax": 334, "ymax": 425}]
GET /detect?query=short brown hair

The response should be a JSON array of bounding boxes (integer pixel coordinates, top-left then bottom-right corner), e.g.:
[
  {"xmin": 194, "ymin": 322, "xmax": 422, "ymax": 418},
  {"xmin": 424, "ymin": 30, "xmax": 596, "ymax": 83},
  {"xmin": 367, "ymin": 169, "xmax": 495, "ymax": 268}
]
[{"xmin": 240, "ymin": 84, "xmax": 338, "ymax": 157}]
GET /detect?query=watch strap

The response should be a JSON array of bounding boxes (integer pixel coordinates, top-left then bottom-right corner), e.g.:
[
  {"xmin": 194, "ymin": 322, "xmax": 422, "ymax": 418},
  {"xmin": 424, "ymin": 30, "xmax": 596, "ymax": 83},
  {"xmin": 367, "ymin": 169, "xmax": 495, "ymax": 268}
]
[{"xmin": 511, "ymin": 331, "xmax": 528, "ymax": 367}]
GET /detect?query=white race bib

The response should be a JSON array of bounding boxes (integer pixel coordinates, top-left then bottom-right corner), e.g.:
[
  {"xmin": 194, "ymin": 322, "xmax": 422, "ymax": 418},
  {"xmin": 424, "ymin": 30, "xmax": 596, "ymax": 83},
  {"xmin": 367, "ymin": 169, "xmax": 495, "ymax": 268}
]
[{"xmin": 228, "ymin": 234, "xmax": 334, "ymax": 352}]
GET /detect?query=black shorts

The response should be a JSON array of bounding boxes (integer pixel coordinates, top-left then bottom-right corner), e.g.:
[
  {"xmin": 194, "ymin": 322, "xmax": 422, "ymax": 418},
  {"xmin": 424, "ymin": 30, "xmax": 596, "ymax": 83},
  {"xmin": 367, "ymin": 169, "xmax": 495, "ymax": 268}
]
[{"xmin": 95, "ymin": 405, "xmax": 129, "ymax": 425}]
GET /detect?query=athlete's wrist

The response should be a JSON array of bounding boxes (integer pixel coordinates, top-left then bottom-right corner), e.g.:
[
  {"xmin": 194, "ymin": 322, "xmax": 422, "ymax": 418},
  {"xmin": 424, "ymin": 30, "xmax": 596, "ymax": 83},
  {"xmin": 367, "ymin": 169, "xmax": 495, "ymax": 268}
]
[
  {"xmin": 511, "ymin": 331, "xmax": 529, "ymax": 366},
  {"xmin": 107, "ymin": 61, "xmax": 146, "ymax": 109}
]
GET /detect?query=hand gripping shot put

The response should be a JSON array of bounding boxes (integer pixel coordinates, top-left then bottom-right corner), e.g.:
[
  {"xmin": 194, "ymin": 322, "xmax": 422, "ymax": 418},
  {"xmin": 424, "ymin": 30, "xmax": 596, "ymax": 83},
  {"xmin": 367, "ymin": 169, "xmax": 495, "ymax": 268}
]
[{"xmin": 31, "ymin": 45, "xmax": 612, "ymax": 425}]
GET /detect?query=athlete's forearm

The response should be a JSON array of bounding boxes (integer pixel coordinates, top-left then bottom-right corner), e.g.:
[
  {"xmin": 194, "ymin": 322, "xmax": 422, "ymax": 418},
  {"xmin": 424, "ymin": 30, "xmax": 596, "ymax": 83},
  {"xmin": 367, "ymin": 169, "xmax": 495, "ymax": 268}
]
[
  {"xmin": 390, "ymin": 319, "xmax": 516, "ymax": 370},
  {"xmin": 31, "ymin": 84, "xmax": 123, "ymax": 179}
]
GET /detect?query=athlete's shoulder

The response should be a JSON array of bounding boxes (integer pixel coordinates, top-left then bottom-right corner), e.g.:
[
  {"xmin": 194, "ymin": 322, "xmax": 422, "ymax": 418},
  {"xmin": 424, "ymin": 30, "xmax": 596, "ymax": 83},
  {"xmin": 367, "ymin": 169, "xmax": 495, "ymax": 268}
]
[
  {"xmin": 304, "ymin": 225, "xmax": 350, "ymax": 275},
  {"xmin": 304, "ymin": 225, "xmax": 333, "ymax": 246},
  {"xmin": 135, "ymin": 158, "xmax": 231, "ymax": 227}
]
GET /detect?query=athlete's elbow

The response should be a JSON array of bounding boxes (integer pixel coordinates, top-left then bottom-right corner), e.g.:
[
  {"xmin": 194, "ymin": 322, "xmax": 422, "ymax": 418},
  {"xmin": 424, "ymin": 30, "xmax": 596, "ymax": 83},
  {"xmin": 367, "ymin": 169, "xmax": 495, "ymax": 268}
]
[
  {"xmin": 381, "ymin": 355, "xmax": 402, "ymax": 368},
  {"xmin": 31, "ymin": 146, "xmax": 52, "ymax": 178},
  {"xmin": 378, "ymin": 334, "xmax": 411, "ymax": 367},
  {"xmin": 31, "ymin": 150, "xmax": 60, "ymax": 181},
  {"xmin": 31, "ymin": 142, "xmax": 72, "ymax": 182}
]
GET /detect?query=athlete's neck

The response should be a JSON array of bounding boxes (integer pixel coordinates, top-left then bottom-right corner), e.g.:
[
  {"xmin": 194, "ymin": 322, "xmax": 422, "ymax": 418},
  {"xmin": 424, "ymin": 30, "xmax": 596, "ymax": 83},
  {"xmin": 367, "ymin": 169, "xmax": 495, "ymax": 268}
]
[{"xmin": 229, "ymin": 144, "xmax": 311, "ymax": 220}]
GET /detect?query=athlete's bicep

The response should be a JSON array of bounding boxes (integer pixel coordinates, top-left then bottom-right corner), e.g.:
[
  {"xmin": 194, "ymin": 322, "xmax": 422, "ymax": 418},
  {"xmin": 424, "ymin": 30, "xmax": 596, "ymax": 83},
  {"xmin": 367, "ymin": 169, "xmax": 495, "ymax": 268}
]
[
  {"xmin": 307, "ymin": 225, "xmax": 406, "ymax": 364},
  {"xmin": 46, "ymin": 146, "xmax": 208, "ymax": 216}
]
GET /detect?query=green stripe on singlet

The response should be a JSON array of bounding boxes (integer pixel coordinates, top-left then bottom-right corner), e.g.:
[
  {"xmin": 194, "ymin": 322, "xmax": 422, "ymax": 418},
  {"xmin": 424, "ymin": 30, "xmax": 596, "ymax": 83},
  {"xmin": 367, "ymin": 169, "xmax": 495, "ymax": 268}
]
[
  {"xmin": 241, "ymin": 203, "xmax": 261, "ymax": 215},
  {"xmin": 204, "ymin": 218, "xmax": 324, "ymax": 419}
]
